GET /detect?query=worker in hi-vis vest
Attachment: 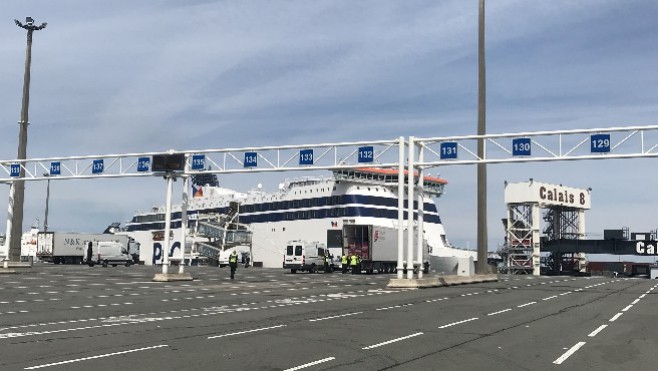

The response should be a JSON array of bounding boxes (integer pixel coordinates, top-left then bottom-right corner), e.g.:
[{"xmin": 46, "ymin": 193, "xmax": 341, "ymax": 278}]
[
  {"xmin": 350, "ymin": 254, "xmax": 358, "ymax": 274},
  {"xmin": 229, "ymin": 250, "xmax": 239, "ymax": 280},
  {"xmin": 341, "ymin": 254, "xmax": 348, "ymax": 274}
]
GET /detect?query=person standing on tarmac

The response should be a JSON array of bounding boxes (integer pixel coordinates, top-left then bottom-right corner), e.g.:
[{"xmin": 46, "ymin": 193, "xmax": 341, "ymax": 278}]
[
  {"xmin": 350, "ymin": 254, "xmax": 358, "ymax": 274},
  {"xmin": 323, "ymin": 253, "xmax": 330, "ymax": 273},
  {"xmin": 228, "ymin": 250, "xmax": 239, "ymax": 280},
  {"xmin": 341, "ymin": 254, "xmax": 348, "ymax": 274}
]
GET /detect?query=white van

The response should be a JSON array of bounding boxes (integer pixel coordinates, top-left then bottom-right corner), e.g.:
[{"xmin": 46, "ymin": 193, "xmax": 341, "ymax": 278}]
[
  {"xmin": 283, "ymin": 240, "xmax": 331, "ymax": 273},
  {"xmin": 87, "ymin": 241, "xmax": 133, "ymax": 267}
]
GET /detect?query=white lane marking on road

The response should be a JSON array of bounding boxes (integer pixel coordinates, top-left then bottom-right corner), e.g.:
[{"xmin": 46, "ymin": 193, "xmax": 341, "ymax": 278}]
[
  {"xmin": 622, "ymin": 305, "xmax": 633, "ymax": 312},
  {"xmin": 609, "ymin": 312, "xmax": 623, "ymax": 322},
  {"xmin": 24, "ymin": 344, "xmax": 169, "ymax": 369},
  {"xmin": 632, "ymin": 299, "xmax": 640, "ymax": 305},
  {"xmin": 542, "ymin": 296, "xmax": 558, "ymax": 301},
  {"xmin": 207, "ymin": 324, "xmax": 286, "ymax": 339},
  {"xmin": 487, "ymin": 309, "xmax": 512, "ymax": 316},
  {"xmin": 362, "ymin": 332, "xmax": 424, "ymax": 350},
  {"xmin": 588, "ymin": 325, "xmax": 608, "ymax": 337},
  {"xmin": 640, "ymin": 294, "xmax": 646, "ymax": 299},
  {"xmin": 0, "ymin": 323, "xmax": 129, "ymax": 339},
  {"xmin": 517, "ymin": 302, "xmax": 536, "ymax": 308},
  {"xmin": 553, "ymin": 342, "xmax": 586, "ymax": 365},
  {"xmin": 309, "ymin": 312, "xmax": 362, "ymax": 322},
  {"xmin": 439, "ymin": 318, "xmax": 479, "ymax": 329},
  {"xmin": 284, "ymin": 357, "xmax": 335, "ymax": 371}
]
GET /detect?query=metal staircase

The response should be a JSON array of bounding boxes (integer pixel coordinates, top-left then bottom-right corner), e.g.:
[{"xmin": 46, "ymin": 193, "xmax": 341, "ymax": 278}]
[{"xmin": 190, "ymin": 202, "xmax": 252, "ymax": 263}]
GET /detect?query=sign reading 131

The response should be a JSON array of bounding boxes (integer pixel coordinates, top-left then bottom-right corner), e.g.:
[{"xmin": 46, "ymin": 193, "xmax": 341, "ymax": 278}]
[
  {"xmin": 440, "ymin": 142, "xmax": 458, "ymax": 159},
  {"xmin": 244, "ymin": 152, "xmax": 258, "ymax": 168}
]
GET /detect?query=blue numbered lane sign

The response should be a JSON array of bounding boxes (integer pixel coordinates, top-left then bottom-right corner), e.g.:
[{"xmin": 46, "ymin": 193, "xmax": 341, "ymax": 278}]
[
  {"xmin": 191, "ymin": 154, "xmax": 205, "ymax": 170},
  {"xmin": 10, "ymin": 164, "xmax": 20, "ymax": 177},
  {"xmin": 92, "ymin": 159, "xmax": 104, "ymax": 174},
  {"xmin": 440, "ymin": 142, "xmax": 458, "ymax": 159},
  {"xmin": 50, "ymin": 162, "xmax": 61, "ymax": 175},
  {"xmin": 244, "ymin": 152, "xmax": 258, "ymax": 168},
  {"xmin": 137, "ymin": 157, "xmax": 150, "ymax": 172},
  {"xmin": 299, "ymin": 149, "xmax": 314, "ymax": 165},
  {"xmin": 591, "ymin": 134, "xmax": 611, "ymax": 153},
  {"xmin": 358, "ymin": 146, "xmax": 374, "ymax": 163},
  {"xmin": 512, "ymin": 138, "xmax": 531, "ymax": 156}
]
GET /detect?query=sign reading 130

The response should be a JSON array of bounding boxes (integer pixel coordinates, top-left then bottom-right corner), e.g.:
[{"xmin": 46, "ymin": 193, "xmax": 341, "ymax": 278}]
[
  {"xmin": 512, "ymin": 138, "xmax": 531, "ymax": 156},
  {"xmin": 591, "ymin": 133, "xmax": 611, "ymax": 153},
  {"xmin": 244, "ymin": 152, "xmax": 258, "ymax": 168}
]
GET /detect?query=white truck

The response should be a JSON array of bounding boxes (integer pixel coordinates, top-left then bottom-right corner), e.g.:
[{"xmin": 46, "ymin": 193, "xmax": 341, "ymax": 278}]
[
  {"xmin": 283, "ymin": 240, "xmax": 333, "ymax": 273},
  {"xmin": 37, "ymin": 232, "xmax": 131, "ymax": 264},
  {"xmin": 341, "ymin": 225, "xmax": 403, "ymax": 274},
  {"xmin": 86, "ymin": 241, "xmax": 134, "ymax": 267}
]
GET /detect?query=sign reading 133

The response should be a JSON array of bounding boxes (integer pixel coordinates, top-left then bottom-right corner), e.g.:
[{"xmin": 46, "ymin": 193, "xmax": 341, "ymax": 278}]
[{"xmin": 299, "ymin": 149, "xmax": 313, "ymax": 165}]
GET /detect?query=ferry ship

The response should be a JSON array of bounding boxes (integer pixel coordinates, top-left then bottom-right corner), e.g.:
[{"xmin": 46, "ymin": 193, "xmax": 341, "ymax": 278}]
[{"xmin": 118, "ymin": 168, "xmax": 476, "ymax": 269}]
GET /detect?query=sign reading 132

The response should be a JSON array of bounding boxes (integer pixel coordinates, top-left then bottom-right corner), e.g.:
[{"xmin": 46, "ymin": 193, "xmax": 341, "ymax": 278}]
[
  {"xmin": 244, "ymin": 152, "xmax": 258, "ymax": 168},
  {"xmin": 440, "ymin": 142, "xmax": 458, "ymax": 159},
  {"xmin": 358, "ymin": 146, "xmax": 374, "ymax": 163},
  {"xmin": 591, "ymin": 133, "xmax": 611, "ymax": 153}
]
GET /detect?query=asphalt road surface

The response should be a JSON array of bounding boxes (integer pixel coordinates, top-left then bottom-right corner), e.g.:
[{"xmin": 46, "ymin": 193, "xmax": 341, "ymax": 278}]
[{"xmin": 0, "ymin": 264, "xmax": 656, "ymax": 370}]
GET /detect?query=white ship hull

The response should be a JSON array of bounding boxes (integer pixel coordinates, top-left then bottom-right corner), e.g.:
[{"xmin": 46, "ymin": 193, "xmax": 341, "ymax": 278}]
[{"xmin": 119, "ymin": 170, "xmax": 476, "ymax": 268}]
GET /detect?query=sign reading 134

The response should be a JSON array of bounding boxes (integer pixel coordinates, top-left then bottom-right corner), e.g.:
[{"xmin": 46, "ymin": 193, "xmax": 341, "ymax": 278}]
[{"xmin": 244, "ymin": 152, "xmax": 258, "ymax": 168}]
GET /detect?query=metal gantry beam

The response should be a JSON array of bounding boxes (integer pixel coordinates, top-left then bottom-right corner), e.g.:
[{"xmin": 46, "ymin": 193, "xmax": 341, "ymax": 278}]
[
  {"xmin": 415, "ymin": 125, "xmax": 658, "ymax": 167},
  {"xmin": 0, "ymin": 139, "xmax": 403, "ymax": 183}
]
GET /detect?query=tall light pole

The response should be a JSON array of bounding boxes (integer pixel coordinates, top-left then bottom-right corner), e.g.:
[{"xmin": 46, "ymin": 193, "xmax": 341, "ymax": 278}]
[
  {"xmin": 476, "ymin": 0, "xmax": 488, "ymax": 274},
  {"xmin": 43, "ymin": 173, "xmax": 50, "ymax": 232},
  {"xmin": 6, "ymin": 17, "xmax": 47, "ymax": 262}
]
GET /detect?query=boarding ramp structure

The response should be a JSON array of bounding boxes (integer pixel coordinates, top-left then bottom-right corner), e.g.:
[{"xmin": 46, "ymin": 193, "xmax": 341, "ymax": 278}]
[
  {"xmin": 190, "ymin": 202, "xmax": 253, "ymax": 265},
  {"xmin": 501, "ymin": 181, "xmax": 591, "ymax": 276}
]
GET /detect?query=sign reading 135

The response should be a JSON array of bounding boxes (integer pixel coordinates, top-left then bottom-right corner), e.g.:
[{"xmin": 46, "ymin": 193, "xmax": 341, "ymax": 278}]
[
  {"xmin": 192, "ymin": 154, "xmax": 205, "ymax": 170},
  {"xmin": 244, "ymin": 152, "xmax": 258, "ymax": 168}
]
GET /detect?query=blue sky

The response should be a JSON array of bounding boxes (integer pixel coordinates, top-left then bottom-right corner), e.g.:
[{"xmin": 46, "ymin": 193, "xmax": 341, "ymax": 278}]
[{"xmin": 0, "ymin": 1, "xmax": 657, "ymax": 253}]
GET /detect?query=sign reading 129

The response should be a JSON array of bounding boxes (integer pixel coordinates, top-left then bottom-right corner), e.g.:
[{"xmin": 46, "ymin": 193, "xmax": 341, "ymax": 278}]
[
  {"xmin": 591, "ymin": 133, "xmax": 611, "ymax": 153},
  {"xmin": 244, "ymin": 152, "xmax": 258, "ymax": 168}
]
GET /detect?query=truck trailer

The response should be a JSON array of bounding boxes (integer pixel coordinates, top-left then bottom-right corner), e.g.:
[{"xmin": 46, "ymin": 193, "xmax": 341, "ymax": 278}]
[
  {"xmin": 341, "ymin": 224, "xmax": 411, "ymax": 273},
  {"xmin": 37, "ymin": 232, "xmax": 131, "ymax": 264}
]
